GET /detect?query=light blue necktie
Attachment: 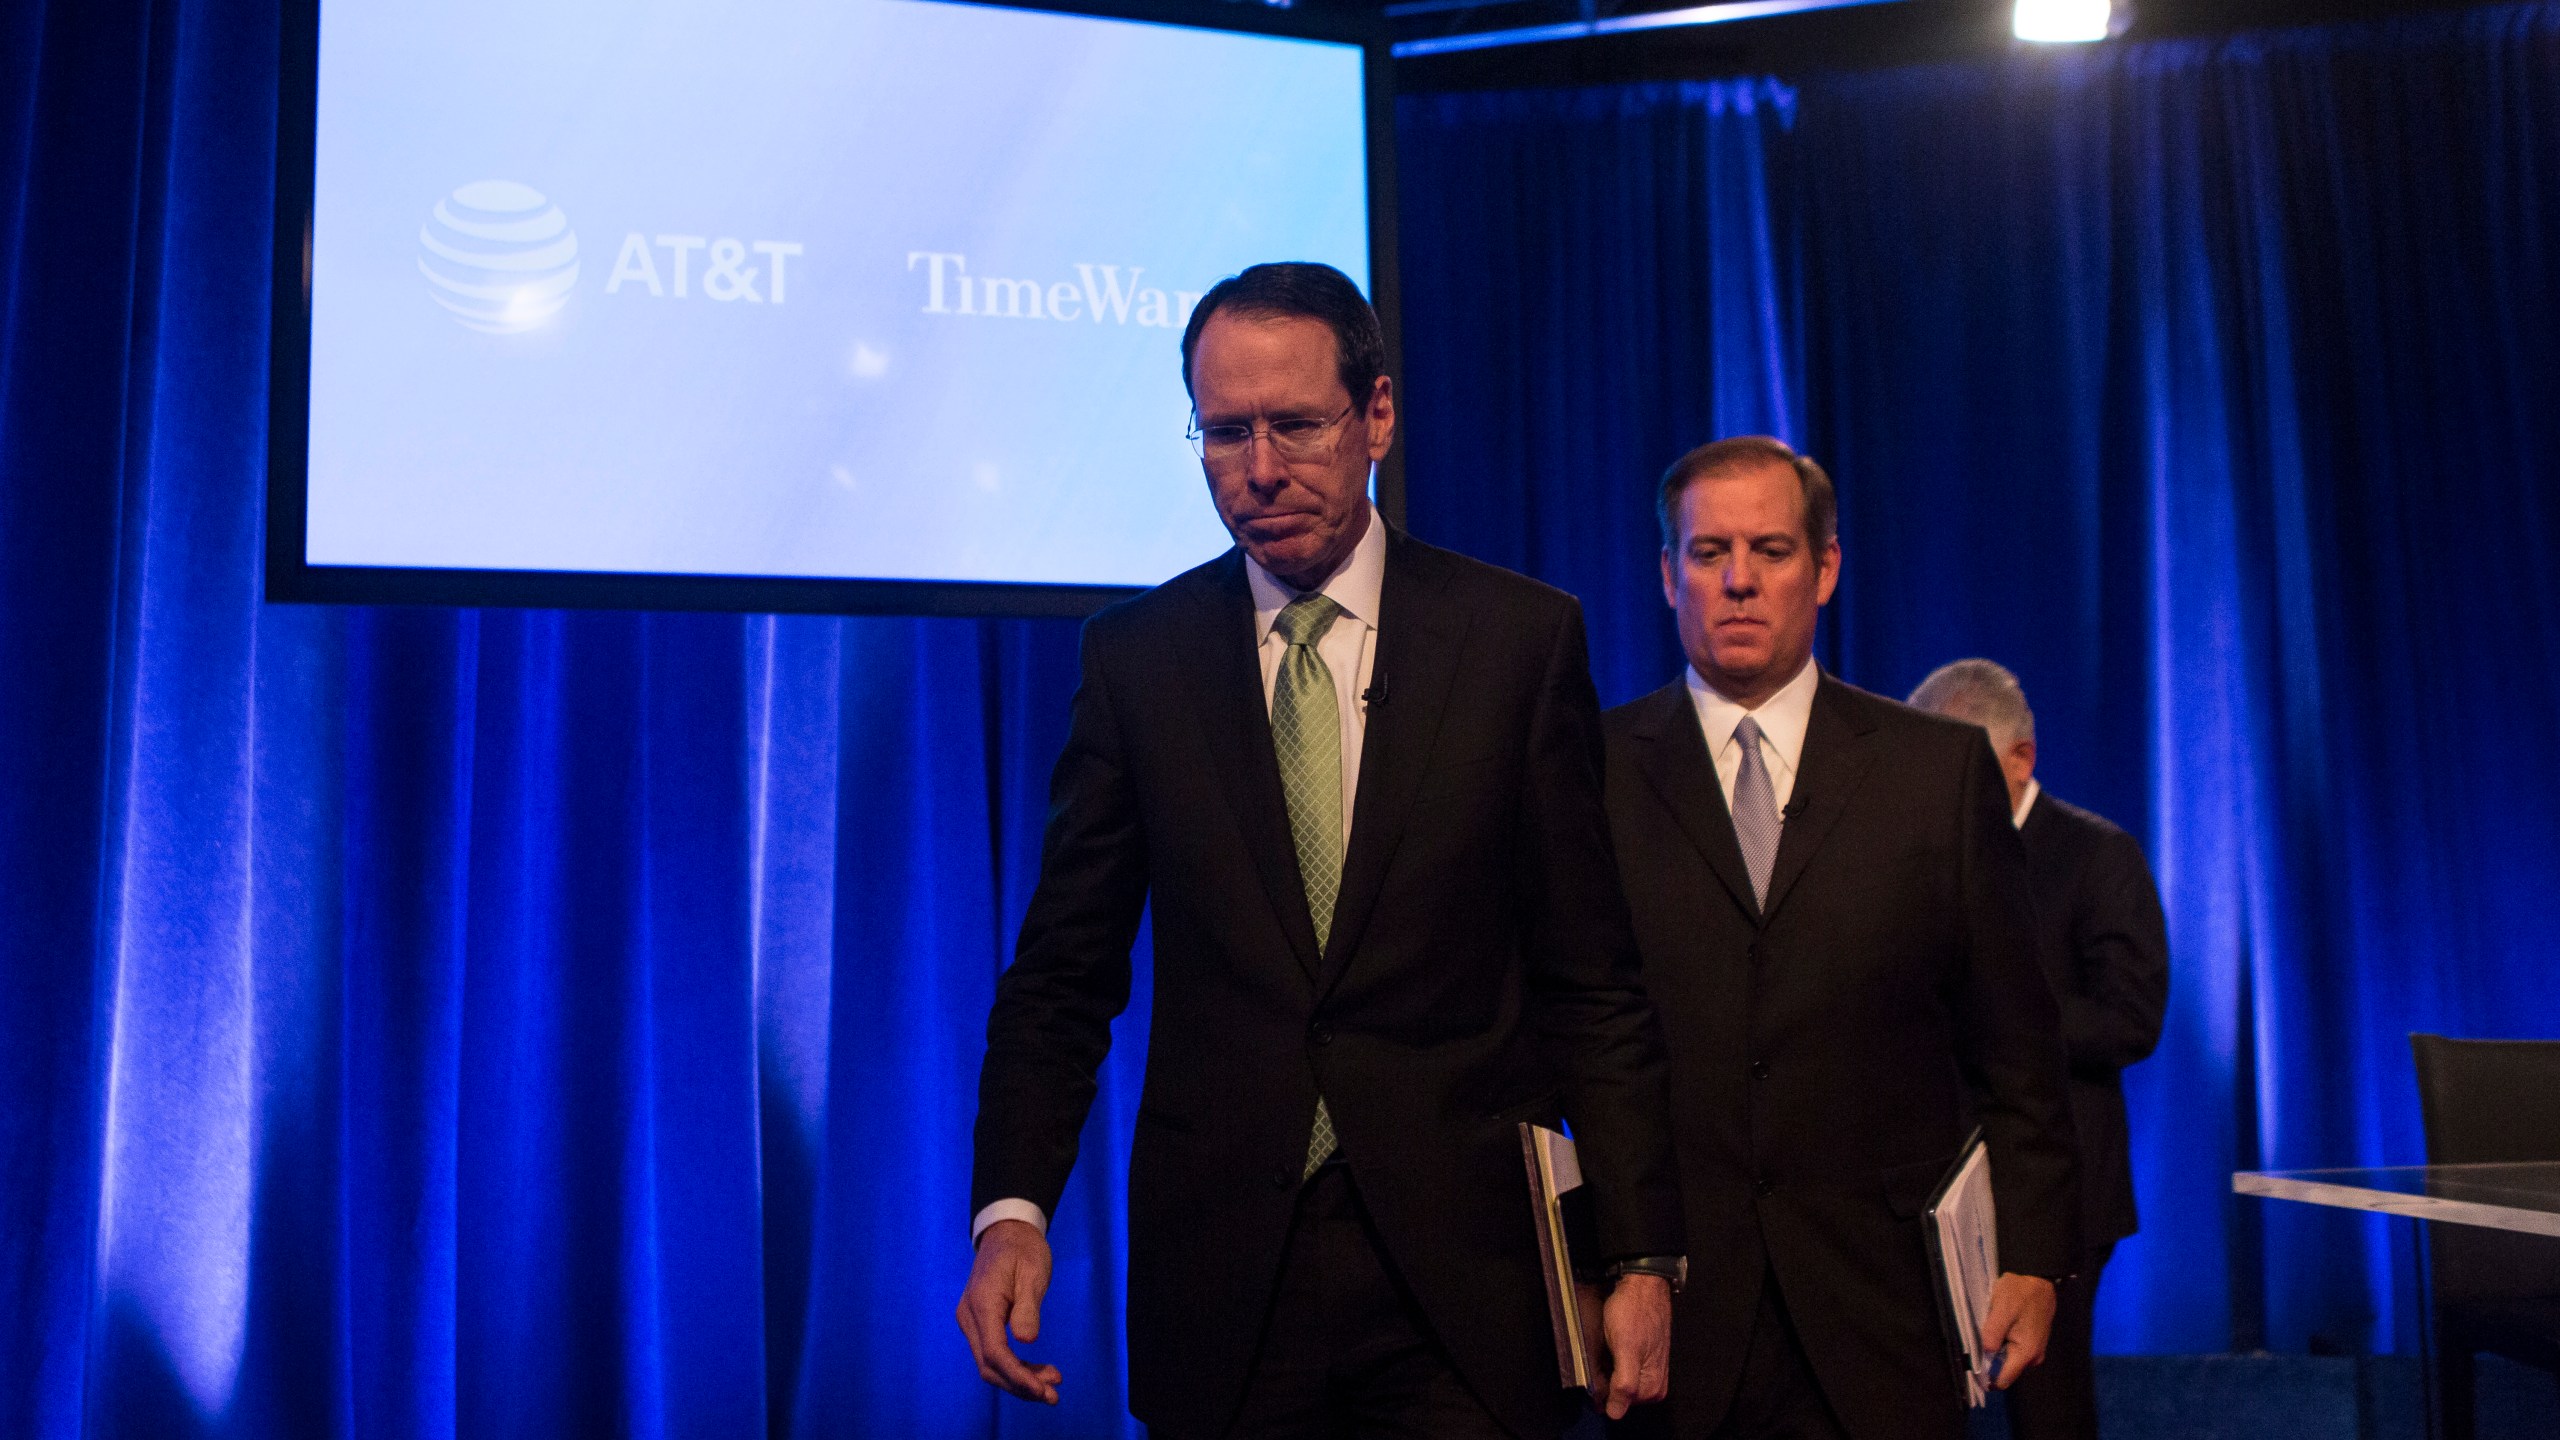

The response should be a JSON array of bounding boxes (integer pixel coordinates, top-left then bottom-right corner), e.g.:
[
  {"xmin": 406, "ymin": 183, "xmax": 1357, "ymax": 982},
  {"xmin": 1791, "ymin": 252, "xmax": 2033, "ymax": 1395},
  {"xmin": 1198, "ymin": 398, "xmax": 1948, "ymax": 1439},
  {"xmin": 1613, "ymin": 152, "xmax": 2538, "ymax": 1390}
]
[
  {"xmin": 1272, "ymin": 593, "xmax": 1346, "ymax": 1177},
  {"xmin": 1732, "ymin": 715, "xmax": 1780, "ymax": 909}
]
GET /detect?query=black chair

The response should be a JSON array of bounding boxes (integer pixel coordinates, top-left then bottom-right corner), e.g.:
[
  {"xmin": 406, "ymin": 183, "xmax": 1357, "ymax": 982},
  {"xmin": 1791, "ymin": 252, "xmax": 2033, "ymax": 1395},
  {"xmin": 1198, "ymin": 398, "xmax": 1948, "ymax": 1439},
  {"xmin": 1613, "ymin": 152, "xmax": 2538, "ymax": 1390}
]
[{"xmin": 2409, "ymin": 1033, "xmax": 2560, "ymax": 1439}]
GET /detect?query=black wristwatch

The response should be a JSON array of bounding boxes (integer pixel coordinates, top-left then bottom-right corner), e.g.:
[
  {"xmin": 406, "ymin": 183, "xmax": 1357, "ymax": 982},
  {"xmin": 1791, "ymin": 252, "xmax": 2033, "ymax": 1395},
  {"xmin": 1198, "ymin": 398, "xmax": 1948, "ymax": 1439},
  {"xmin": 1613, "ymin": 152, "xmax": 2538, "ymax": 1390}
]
[{"xmin": 1605, "ymin": 1255, "xmax": 1688, "ymax": 1293}]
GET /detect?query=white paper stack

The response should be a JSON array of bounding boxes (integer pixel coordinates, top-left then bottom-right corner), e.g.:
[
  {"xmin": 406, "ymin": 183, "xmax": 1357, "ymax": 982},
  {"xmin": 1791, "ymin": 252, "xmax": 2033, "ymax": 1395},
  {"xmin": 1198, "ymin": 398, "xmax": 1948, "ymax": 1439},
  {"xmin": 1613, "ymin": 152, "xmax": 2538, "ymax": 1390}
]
[{"xmin": 1923, "ymin": 1134, "xmax": 2001, "ymax": 1406}]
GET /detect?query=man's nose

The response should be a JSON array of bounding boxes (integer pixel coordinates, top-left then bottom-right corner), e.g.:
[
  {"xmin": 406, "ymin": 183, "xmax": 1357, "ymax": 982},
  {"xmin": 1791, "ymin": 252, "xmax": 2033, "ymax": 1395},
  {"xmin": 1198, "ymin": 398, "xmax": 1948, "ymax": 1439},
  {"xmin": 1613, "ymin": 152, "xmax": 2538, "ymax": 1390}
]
[
  {"xmin": 1244, "ymin": 434, "xmax": 1291, "ymax": 494},
  {"xmin": 1720, "ymin": 554, "xmax": 1757, "ymax": 595}
]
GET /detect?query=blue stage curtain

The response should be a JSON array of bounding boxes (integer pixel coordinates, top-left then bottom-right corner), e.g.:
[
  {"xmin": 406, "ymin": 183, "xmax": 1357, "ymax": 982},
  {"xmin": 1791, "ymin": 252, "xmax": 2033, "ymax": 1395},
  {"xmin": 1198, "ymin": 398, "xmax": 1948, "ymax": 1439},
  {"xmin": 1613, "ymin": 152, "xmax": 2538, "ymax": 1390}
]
[
  {"xmin": 1797, "ymin": 3, "xmax": 2560, "ymax": 1356},
  {"xmin": 1395, "ymin": 2, "xmax": 2560, "ymax": 1359},
  {"xmin": 1396, "ymin": 80, "xmax": 1806, "ymax": 707},
  {"xmin": 0, "ymin": 2, "xmax": 1147, "ymax": 1436}
]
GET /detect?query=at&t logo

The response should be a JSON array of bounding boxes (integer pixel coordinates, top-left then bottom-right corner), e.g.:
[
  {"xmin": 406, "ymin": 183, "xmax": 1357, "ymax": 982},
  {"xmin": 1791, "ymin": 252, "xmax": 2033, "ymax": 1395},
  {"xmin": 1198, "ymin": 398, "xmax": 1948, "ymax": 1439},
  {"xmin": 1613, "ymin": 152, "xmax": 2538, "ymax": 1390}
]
[{"xmin": 417, "ymin": 180, "xmax": 580, "ymax": 333}]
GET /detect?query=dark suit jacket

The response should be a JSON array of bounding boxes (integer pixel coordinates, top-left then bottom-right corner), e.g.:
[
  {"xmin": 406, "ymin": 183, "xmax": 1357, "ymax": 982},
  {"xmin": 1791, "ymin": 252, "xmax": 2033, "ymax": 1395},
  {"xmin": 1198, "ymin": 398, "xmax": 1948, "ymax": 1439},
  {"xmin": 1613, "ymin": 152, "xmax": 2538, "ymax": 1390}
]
[
  {"xmin": 1602, "ymin": 673, "xmax": 2079, "ymax": 1440},
  {"xmin": 2018, "ymin": 792, "xmax": 2169, "ymax": 1253},
  {"xmin": 973, "ymin": 528, "xmax": 1683, "ymax": 1440}
]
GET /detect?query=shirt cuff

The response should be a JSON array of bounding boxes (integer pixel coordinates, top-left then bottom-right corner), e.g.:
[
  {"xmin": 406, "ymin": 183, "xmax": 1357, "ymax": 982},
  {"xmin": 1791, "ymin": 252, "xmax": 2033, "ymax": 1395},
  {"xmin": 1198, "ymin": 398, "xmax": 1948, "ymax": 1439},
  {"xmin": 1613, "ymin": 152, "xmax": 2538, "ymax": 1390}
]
[{"xmin": 972, "ymin": 1198, "xmax": 1049, "ymax": 1244}]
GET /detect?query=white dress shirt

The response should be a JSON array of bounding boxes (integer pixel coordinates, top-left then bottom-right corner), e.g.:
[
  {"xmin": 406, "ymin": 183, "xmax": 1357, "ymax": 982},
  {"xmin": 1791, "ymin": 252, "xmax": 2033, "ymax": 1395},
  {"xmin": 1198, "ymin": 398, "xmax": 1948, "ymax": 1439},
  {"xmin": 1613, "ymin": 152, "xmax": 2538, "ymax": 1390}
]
[
  {"xmin": 1684, "ymin": 656, "xmax": 1821, "ymax": 816},
  {"xmin": 973, "ymin": 506, "xmax": 1389, "ymax": 1244},
  {"xmin": 2012, "ymin": 777, "xmax": 2041, "ymax": 831}
]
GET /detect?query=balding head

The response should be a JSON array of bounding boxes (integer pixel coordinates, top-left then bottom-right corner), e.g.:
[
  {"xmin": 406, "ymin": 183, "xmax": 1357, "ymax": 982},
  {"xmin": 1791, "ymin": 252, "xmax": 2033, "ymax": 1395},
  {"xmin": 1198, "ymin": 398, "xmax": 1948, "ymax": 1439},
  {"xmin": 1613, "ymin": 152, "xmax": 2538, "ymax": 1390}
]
[
  {"xmin": 1908, "ymin": 658, "xmax": 2035, "ymax": 752},
  {"xmin": 1909, "ymin": 659, "xmax": 2040, "ymax": 813}
]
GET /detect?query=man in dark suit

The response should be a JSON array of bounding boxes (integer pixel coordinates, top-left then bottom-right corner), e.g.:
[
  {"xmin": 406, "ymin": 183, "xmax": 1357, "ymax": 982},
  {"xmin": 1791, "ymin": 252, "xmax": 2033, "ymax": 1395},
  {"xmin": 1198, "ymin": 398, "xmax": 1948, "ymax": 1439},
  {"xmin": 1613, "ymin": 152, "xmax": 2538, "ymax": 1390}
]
[
  {"xmin": 1909, "ymin": 659, "xmax": 2169, "ymax": 1440},
  {"xmin": 958, "ymin": 263, "xmax": 1685, "ymax": 1440},
  {"xmin": 1601, "ymin": 436, "xmax": 2081, "ymax": 1440}
]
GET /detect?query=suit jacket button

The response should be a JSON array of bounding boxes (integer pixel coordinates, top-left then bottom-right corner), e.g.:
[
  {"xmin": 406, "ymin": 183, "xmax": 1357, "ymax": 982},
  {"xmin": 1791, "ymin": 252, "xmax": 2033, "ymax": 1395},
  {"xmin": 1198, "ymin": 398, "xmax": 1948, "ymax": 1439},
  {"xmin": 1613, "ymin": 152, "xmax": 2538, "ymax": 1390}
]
[
  {"xmin": 1273, "ymin": 1165, "xmax": 1297, "ymax": 1190},
  {"xmin": 1308, "ymin": 1021, "xmax": 1332, "ymax": 1045},
  {"xmin": 1754, "ymin": 1175, "xmax": 1775, "ymax": 1198},
  {"xmin": 1750, "ymin": 1059, "xmax": 1771, "ymax": 1081}
]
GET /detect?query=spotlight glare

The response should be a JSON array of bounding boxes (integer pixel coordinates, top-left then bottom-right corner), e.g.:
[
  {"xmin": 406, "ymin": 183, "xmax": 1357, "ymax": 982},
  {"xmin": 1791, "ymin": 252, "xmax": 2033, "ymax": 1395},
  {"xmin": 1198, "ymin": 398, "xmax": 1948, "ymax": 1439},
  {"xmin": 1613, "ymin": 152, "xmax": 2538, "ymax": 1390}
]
[{"xmin": 2014, "ymin": 0, "xmax": 2111, "ymax": 42}]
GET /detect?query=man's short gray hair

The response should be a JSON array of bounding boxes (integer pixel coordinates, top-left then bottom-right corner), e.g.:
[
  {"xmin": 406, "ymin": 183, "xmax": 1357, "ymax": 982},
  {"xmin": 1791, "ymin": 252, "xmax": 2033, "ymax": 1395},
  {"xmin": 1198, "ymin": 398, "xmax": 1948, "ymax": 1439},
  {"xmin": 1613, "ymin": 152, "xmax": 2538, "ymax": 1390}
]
[{"xmin": 1908, "ymin": 658, "xmax": 2036, "ymax": 751}]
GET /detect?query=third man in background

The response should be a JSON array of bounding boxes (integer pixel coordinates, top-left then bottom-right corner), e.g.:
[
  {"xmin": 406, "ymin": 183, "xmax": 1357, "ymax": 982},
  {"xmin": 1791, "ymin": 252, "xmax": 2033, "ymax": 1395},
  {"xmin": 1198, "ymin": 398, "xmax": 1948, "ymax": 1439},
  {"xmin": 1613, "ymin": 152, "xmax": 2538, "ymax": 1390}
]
[{"xmin": 1909, "ymin": 659, "xmax": 2170, "ymax": 1440}]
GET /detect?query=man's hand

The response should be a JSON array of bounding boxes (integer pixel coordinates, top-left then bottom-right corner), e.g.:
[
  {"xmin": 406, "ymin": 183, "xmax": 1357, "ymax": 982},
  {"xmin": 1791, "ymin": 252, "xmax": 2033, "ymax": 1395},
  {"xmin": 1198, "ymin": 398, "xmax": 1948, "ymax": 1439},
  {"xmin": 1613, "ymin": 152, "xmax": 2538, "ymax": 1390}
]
[
  {"xmin": 956, "ymin": 1219, "xmax": 1063, "ymax": 1404},
  {"xmin": 1978, "ymin": 1273, "xmax": 2058, "ymax": 1389},
  {"xmin": 1597, "ymin": 1273, "xmax": 1672, "ymax": 1419}
]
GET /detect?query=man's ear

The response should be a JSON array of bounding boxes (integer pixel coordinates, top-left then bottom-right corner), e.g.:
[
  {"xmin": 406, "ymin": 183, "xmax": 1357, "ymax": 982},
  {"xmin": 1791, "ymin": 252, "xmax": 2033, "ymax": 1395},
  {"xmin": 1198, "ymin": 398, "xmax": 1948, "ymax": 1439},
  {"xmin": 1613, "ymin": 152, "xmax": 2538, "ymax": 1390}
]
[
  {"xmin": 1660, "ymin": 547, "xmax": 1680, "ymax": 610},
  {"xmin": 1363, "ymin": 375, "xmax": 1396, "ymax": 463},
  {"xmin": 1814, "ymin": 537, "xmax": 1843, "ymax": 605}
]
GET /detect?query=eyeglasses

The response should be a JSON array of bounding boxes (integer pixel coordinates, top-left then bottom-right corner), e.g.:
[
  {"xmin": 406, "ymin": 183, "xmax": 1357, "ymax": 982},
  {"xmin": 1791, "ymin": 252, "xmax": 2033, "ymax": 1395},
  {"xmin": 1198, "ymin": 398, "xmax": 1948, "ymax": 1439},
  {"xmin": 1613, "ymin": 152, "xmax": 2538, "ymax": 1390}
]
[{"xmin": 1187, "ymin": 403, "xmax": 1356, "ymax": 465}]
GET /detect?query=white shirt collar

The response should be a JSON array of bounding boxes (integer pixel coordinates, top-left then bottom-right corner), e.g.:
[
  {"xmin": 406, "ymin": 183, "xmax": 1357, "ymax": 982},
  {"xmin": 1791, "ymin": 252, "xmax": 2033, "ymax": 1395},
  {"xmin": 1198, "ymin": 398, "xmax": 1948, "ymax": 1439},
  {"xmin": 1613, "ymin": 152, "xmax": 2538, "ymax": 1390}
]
[
  {"xmin": 1686, "ymin": 656, "xmax": 1821, "ymax": 777},
  {"xmin": 2013, "ymin": 777, "xmax": 2041, "ymax": 830},
  {"xmin": 1247, "ymin": 504, "xmax": 1387, "ymax": 640}
]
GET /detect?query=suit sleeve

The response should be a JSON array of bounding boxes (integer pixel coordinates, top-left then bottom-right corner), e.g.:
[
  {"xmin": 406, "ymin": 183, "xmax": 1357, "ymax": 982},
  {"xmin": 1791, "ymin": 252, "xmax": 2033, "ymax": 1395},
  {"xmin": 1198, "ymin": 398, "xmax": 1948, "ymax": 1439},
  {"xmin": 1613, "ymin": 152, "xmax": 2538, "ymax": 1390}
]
[
  {"xmin": 2060, "ymin": 830, "xmax": 2171, "ymax": 1076},
  {"xmin": 1519, "ymin": 600, "xmax": 1684, "ymax": 1261},
  {"xmin": 969, "ymin": 618, "xmax": 1151, "ymax": 1223},
  {"xmin": 1951, "ymin": 736, "xmax": 2082, "ymax": 1275}
]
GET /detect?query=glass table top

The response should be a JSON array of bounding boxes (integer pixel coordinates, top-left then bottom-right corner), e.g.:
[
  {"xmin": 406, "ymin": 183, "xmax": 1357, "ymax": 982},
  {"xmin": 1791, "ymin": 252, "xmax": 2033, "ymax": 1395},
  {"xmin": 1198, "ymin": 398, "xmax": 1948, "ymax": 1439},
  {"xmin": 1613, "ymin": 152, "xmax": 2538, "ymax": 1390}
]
[{"xmin": 2233, "ymin": 1163, "xmax": 2560, "ymax": 1237}]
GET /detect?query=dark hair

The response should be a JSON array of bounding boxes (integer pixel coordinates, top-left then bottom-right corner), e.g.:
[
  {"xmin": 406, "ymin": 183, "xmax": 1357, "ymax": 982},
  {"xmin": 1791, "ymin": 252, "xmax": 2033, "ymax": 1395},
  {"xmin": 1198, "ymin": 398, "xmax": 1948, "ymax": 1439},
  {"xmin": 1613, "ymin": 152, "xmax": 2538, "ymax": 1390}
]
[
  {"xmin": 1656, "ymin": 435, "xmax": 1838, "ymax": 553},
  {"xmin": 1180, "ymin": 262, "xmax": 1386, "ymax": 406}
]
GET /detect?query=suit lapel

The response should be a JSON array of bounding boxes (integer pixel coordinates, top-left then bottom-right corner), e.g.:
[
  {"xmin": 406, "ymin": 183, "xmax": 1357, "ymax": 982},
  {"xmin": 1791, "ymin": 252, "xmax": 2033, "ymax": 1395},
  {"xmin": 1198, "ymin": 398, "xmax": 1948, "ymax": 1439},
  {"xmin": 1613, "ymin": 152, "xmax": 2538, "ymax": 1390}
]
[
  {"xmin": 1316, "ymin": 530, "xmax": 1469, "ymax": 998},
  {"xmin": 1190, "ymin": 550, "xmax": 1326, "ymax": 984},
  {"xmin": 1758, "ymin": 673, "xmax": 1879, "ymax": 925},
  {"xmin": 1629, "ymin": 682, "xmax": 1762, "ymax": 925}
]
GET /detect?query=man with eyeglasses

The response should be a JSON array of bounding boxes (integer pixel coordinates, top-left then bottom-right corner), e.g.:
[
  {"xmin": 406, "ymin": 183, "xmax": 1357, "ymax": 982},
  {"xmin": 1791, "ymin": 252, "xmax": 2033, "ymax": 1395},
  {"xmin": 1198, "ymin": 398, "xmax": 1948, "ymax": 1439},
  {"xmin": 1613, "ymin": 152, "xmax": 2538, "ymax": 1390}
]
[{"xmin": 960, "ymin": 262, "xmax": 1684, "ymax": 1440}]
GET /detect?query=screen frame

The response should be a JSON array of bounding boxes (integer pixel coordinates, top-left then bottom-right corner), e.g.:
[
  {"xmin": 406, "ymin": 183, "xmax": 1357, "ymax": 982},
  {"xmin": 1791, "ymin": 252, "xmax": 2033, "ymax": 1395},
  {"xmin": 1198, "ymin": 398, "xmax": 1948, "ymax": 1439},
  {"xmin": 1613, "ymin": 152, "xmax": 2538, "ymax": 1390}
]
[{"xmin": 264, "ymin": 0, "xmax": 1402, "ymax": 618}]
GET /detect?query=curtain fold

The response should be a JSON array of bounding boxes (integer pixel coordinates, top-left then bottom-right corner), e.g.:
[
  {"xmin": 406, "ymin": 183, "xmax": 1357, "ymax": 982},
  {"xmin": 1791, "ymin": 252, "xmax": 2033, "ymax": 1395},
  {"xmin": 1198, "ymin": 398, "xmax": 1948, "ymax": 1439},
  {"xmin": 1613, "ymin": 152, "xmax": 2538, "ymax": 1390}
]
[
  {"xmin": 1395, "ymin": 80, "xmax": 1805, "ymax": 707},
  {"xmin": 1798, "ymin": 3, "xmax": 2560, "ymax": 1354}
]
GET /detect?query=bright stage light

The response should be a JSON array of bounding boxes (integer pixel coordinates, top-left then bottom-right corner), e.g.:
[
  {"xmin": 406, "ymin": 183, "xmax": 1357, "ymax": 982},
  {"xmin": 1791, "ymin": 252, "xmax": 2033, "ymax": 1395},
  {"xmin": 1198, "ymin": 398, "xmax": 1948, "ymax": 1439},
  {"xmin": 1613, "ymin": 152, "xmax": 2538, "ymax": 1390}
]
[{"xmin": 2014, "ymin": 0, "xmax": 2112, "ymax": 42}]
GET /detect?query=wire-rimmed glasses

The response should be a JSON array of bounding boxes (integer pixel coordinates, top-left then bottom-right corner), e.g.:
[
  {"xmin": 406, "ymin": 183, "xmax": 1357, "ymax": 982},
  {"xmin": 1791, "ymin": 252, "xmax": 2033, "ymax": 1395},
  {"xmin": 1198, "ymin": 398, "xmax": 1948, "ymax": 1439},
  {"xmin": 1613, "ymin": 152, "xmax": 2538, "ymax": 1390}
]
[{"xmin": 1187, "ymin": 403, "xmax": 1356, "ymax": 466}]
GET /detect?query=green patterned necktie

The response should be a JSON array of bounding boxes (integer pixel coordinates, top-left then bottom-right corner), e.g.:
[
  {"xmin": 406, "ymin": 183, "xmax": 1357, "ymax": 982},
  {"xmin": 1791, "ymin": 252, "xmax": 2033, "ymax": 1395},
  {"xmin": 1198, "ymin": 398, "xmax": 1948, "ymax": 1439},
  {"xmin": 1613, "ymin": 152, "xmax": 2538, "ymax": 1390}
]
[{"xmin": 1272, "ymin": 591, "xmax": 1347, "ymax": 1178}]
